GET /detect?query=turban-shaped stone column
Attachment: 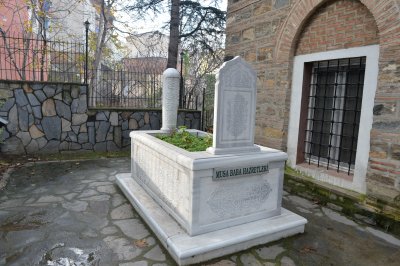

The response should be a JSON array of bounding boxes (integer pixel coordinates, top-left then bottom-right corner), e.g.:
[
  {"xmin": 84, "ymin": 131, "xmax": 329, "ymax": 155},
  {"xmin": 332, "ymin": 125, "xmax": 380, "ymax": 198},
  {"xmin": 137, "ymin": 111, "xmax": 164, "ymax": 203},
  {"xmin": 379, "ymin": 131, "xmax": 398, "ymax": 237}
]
[{"xmin": 161, "ymin": 68, "xmax": 180, "ymax": 131}]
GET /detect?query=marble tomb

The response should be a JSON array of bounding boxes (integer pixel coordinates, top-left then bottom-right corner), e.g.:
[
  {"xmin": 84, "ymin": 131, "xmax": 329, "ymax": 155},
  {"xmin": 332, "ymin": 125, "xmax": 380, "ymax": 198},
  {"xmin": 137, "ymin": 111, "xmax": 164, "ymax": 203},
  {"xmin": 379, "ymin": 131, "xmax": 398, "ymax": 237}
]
[{"xmin": 116, "ymin": 57, "xmax": 307, "ymax": 265}]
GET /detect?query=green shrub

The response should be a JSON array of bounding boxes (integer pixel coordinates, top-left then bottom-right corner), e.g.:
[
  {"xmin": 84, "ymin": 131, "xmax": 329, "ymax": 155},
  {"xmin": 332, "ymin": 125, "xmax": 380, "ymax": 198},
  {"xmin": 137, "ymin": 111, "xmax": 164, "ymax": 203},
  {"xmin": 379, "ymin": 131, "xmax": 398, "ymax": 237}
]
[{"xmin": 156, "ymin": 126, "xmax": 212, "ymax": 152}]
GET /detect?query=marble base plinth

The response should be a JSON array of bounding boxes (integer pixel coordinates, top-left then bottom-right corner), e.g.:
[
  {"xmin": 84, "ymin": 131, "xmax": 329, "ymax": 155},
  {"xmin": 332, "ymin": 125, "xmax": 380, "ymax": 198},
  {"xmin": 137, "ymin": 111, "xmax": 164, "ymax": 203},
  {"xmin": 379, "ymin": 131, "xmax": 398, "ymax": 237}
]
[{"xmin": 116, "ymin": 173, "xmax": 307, "ymax": 266}]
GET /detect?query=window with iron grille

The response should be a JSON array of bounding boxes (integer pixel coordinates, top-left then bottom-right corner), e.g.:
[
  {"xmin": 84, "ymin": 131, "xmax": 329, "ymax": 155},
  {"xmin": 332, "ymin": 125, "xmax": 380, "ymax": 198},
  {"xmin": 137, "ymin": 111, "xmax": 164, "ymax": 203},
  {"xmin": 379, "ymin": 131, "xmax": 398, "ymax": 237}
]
[{"xmin": 304, "ymin": 57, "xmax": 366, "ymax": 174}]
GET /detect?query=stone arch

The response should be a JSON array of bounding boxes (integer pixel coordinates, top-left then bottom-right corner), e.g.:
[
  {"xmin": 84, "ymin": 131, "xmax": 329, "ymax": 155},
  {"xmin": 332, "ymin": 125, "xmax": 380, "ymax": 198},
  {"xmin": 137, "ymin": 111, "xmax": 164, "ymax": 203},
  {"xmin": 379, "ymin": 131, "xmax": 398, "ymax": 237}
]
[
  {"xmin": 278, "ymin": 0, "xmax": 400, "ymax": 197},
  {"xmin": 294, "ymin": 1, "xmax": 379, "ymax": 55},
  {"xmin": 274, "ymin": 0, "xmax": 400, "ymax": 63}
]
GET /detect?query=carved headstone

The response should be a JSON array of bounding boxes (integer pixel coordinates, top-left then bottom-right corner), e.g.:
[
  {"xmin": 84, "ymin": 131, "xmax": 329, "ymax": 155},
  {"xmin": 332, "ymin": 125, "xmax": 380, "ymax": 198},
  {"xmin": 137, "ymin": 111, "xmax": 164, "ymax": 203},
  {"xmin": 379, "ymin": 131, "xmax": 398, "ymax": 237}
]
[
  {"xmin": 207, "ymin": 56, "xmax": 260, "ymax": 155},
  {"xmin": 161, "ymin": 68, "xmax": 180, "ymax": 131}
]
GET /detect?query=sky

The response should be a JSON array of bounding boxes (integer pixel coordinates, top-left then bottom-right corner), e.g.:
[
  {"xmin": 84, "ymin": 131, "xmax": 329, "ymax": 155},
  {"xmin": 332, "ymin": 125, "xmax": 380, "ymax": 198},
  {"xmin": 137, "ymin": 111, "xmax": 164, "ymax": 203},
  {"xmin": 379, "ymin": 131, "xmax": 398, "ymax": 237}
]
[
  {"xmin": 115, "ymin": 0, "xmax": 228, "ymax": 34},
  {"xmin": 111, "ymin": 0, "xmax": 228, "ymax": 58}
]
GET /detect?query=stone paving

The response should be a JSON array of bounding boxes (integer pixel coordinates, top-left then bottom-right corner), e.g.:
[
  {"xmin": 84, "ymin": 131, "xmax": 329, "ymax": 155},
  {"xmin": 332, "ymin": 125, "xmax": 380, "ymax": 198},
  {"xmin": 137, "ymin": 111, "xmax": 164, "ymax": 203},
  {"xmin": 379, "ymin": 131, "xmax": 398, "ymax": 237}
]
[{"xmin": 0, "ymin": 158, "xmax": 399, "ymax": 266}]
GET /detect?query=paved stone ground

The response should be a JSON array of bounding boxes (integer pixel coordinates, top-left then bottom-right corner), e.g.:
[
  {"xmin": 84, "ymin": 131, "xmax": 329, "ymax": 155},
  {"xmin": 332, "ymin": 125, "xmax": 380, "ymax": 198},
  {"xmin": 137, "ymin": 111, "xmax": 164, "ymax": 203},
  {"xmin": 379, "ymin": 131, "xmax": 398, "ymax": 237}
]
[{"xmin": 0, "ymin": 158, "xmax": 399, "ymax": 266}]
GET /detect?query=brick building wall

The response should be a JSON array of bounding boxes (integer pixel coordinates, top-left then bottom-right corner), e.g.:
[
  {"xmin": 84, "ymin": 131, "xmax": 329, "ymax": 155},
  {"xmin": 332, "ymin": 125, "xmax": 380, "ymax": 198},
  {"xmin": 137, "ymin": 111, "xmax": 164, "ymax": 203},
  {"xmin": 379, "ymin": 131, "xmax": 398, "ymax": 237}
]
[
  {"xmin": 295, "ymin": 1, "xmax": 379, "ymax": 55},
  {"xmin": 225, "ymin": 0, "xmax": 400, "ymax": 210}
]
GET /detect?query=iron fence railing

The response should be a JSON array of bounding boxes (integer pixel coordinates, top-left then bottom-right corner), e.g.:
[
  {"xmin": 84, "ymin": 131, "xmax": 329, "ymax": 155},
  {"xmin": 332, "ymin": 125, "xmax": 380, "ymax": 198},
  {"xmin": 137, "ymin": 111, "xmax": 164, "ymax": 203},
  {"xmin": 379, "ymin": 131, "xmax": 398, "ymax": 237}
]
[
  {"xmin": 0, "ymin": 32, "xmax": 86, "ymax": 84},
  {"xmin": 0, "ymin": 30, "xmax": 202, "ymax": 111},
  {"xmin": 88, "ymin": 69, "xmax": 163, "ymax": 109},
  {"xmin": 88, "ymin": 68, "xmax": 204, "ymax": 110},
  {"xmin": 202, "ymin": 89, "xmax": 214, "ymax": 132}
]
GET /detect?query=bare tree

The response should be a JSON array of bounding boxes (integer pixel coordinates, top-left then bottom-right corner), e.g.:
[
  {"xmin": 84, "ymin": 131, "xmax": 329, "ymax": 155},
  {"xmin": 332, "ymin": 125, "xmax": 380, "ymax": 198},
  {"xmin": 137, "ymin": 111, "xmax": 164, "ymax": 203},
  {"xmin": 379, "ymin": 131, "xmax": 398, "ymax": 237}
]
[
  {"xmin": 124, "ymin": 31, "xmax": 168, "ymax": 58},
  {"xmin": 0, "ymin": 0, "xmax": 90, "ymax": 81},
  {"xmin": 181, "ymin": 41, "xmax": 223, "ymax": 109},
  {"xmin": 0, "ymin": 0, "xmax": 49, "ymax": 80},
  {"xmin": 92, "ymin": 0, "xmax": 113, "ymax": 74}
]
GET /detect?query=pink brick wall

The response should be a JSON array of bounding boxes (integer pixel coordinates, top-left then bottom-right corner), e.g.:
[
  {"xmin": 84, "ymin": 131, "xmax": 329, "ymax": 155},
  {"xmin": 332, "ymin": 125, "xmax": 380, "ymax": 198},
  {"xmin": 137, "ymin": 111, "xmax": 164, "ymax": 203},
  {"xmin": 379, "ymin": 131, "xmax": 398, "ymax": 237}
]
[{"xmin": 295, "ymin": 0, "xmax": 379, "ymax": 55}]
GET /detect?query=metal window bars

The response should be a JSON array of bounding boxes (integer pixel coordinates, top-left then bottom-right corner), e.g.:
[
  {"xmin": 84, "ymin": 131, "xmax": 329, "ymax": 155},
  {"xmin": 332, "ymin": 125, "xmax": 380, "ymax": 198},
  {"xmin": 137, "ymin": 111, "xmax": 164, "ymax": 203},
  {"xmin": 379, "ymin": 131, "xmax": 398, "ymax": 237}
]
[{"xmin": 304, "ymin": 57, "xmax": 366, "ymax": 175}]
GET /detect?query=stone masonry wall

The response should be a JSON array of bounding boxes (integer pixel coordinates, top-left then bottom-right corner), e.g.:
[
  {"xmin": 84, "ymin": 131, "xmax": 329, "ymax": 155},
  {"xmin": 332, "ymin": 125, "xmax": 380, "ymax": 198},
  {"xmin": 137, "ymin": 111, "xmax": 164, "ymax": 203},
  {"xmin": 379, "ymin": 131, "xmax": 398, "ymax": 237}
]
[
  {"xmin": 0, "ymin": 82, "xmax": 201, "ymax": 154},
  {"xmin": 226, "ymin": 0, "xmax": 294, "ymax": 149},
  {"xmin": 225, "ymin": 0, "xmax": 400, "ymax": 207}
]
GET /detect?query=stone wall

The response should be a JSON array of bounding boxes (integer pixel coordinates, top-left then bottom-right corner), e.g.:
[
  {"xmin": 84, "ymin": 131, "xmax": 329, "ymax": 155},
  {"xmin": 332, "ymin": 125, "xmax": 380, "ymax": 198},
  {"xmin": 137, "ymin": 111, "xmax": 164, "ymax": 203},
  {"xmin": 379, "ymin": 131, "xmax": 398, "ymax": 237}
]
[
  {"xmin": 0, "ymin": 82, "xmax": 201, "ymax": 154},
  {"xmin": 225, "ymin": 0, "xmax": 400, "ymax": 207}
]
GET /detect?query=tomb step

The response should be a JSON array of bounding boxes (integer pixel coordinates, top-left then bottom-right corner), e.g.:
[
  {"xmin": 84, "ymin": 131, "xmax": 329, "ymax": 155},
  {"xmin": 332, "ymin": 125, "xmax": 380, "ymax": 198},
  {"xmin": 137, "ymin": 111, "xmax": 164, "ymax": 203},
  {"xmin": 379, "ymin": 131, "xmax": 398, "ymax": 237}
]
[{"xmin": 116, "ymin": 173, "xmax": 307, "ymax": 266}]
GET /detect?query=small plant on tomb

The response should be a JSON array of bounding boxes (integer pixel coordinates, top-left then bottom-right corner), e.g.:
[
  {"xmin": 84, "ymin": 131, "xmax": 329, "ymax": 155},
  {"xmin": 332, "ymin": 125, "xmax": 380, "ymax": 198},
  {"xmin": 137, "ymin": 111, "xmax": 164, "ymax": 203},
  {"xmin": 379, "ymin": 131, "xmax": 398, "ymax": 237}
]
[{"xmin": 156, "ymin": 126, "xmax": 212, "ymax": 152}]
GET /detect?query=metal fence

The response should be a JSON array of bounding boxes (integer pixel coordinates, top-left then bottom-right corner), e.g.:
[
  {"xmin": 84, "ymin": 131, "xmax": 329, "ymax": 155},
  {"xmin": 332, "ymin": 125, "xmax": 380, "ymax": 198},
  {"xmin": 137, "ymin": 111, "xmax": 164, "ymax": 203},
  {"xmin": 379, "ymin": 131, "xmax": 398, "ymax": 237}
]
[
  {"xmin": 88, "ymin": 69, "xmax": 163, "ymax": 109},
  {"xmin": 202, "ymin": 89, "xmax": 214, "ymax": 132},
  {"xmin": 179, "ymin": 85, "xmax": 202, "ymax": 111},
  {"xmin": 88, "ymin": 69, "xmax": 204, "ymax": 110},
  {"xmin": 0, "ymin": 30, "xmax": 203, "ymax": 111},
  {"xmin": 0, "ymin": 32, "xmax": 86, "ymax": 84}
]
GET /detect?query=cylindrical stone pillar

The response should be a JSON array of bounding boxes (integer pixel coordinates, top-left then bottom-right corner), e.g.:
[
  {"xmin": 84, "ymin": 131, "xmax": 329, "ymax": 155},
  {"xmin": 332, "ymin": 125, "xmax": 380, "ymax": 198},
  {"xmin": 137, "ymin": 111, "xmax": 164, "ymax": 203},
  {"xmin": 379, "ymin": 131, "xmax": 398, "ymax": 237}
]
[{"xmin": 161, "ymin": 68, "xmax": 180, "ymax": 131}]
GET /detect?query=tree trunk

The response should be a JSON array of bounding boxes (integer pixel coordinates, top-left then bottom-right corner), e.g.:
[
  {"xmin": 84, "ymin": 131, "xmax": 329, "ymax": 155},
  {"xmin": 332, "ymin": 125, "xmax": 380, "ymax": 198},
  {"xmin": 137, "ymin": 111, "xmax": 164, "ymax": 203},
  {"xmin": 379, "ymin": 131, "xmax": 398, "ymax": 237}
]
[
  {"xmin": 93, "ymin": 1, "xmax": 107, "ymax": 75},
  {"xmin": 167, "ymin": 0, "xmax": 180, "ymax": 69},
  {"xmin": 91, "ymin": 0, "xmax": 108, "ymax": 106}
]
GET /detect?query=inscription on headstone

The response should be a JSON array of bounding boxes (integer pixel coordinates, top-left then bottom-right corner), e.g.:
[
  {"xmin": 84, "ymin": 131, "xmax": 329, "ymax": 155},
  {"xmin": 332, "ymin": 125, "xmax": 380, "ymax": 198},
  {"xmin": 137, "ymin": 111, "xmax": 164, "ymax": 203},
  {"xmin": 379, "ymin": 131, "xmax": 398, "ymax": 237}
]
[
  {"xmin": 226, "ymin": 93, "xmax": 248, "ymax": 140},
  {"xmin": 161, "ymin": 68, "xmax": 180, "ymax": 131},
  {"xmin": 213, "ymin": 164, "xmax": 269, "ymax": 180},
  {"xmin": 207, "ymin": 56, "xmax": 260, "ymax": 155}
]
